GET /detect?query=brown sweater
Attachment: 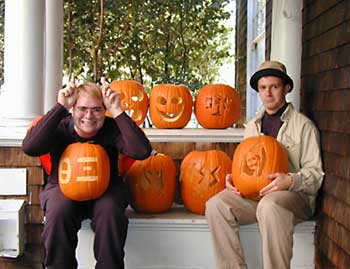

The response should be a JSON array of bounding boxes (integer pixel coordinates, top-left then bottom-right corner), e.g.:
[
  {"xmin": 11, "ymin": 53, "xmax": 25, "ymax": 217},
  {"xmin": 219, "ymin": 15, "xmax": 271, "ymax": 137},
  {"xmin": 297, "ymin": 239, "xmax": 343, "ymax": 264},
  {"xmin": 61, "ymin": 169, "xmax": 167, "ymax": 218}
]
[{"xmin": 22, "ymin": 103, "xmax": 152, "ymax": 187}]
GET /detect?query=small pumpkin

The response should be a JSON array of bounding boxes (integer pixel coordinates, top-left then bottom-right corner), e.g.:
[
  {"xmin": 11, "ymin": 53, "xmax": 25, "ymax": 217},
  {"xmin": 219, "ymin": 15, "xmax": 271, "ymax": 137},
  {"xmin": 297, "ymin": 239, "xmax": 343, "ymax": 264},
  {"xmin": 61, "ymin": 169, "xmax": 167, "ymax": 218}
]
[
  {"xmin": 150, "ymin": 84, "xmax": 193, "ymax": 129},
  {"xmin": 232, "ymin": 135, "xmax": 288, "ymax": 200},
  {"xmin": 108, "ymin": 80, "xmax": 149, "ymax": 126},
  {"xmin": 58, "ymin": 142, "xmax": 110, "ymax": 201},
  {"xmin": 180, "ymin": 150, "xmax": 231, "ymax": 215},
  {"xmin": 194, "ymin": 84, "xmax": 240, "ymax": 129},
  {"xmin": 125, "ymin": 151, "xmax": 176, "ymax": 213}
]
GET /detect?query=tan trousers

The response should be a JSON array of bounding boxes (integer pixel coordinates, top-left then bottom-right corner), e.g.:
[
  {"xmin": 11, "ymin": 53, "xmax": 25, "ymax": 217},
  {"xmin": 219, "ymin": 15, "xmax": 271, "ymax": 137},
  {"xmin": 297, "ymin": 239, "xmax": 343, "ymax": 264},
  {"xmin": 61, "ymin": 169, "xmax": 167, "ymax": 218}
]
[{"xmin": 205, "ymin": 189, "xmax": 312, "ymax": 269}]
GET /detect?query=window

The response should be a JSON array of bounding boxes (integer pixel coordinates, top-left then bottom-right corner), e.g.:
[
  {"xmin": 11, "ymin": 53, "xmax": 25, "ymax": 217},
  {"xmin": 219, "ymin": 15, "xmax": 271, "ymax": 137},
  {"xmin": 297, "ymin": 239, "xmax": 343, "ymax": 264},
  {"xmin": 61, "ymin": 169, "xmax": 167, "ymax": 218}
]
[{"xmin": 246, "ymin": 0, "xmax": 266, "ymax": 121}]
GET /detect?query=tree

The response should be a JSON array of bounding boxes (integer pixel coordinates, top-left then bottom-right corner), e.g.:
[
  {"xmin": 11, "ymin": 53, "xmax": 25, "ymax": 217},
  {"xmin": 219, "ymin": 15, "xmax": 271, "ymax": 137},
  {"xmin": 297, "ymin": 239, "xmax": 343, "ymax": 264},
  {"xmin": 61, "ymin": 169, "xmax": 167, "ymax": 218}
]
[{"xmin": 63, "ymin": 0, "xmax": 233, "ymax": 93}]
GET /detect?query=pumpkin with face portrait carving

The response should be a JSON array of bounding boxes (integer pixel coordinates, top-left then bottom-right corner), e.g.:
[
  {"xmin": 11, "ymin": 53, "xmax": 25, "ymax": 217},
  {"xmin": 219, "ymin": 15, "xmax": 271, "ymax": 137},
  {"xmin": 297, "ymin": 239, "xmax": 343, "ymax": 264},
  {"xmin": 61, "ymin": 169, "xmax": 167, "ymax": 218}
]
[
  {"xmin": 58, "ymin": 142, "xmax": 110, "ymax": 201},
  {"xmin": 107, "ymin": 80, "xmax": 148, "ymax": 126},
  {"xmin": 232, "ymin": 135, "xmax": 288, "ymax": 201},
  {"xmin": 180, "ymin": 150, "xmax": 231, "ymax": 215},
  {"xmin": 125, "ymin": 151, "xmax": 176, "ymax": 213},
  {"xmin": 194, "ymin": 84, "xmax": 240, "ymax": 129},
  {"xmin": 150, "ymin": 84, "xmax": 193, "ymax": 129}
]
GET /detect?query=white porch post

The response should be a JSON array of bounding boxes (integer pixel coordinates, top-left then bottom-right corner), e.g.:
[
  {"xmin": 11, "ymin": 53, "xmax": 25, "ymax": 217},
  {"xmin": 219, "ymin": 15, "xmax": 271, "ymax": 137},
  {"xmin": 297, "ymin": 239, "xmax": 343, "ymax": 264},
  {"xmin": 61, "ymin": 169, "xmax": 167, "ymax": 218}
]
[
  {"xmin": 270, "ymin": 0, "xmax": 302, "ymax": 111},
  {"xmin": 44, "ymin": 0, "xmax": 63, "ymax": 112},
  {"xmin": 0, "ymin": 0, "xmax": 45, "ymax": 144}
]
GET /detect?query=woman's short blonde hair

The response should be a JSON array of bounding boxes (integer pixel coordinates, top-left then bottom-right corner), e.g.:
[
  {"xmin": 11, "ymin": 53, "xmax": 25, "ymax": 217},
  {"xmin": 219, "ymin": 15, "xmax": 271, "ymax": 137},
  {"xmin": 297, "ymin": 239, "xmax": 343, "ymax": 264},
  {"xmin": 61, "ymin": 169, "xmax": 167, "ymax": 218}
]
[{"xmin": 76, "ymin": 82, "xmax": 103, "ymax": 100}]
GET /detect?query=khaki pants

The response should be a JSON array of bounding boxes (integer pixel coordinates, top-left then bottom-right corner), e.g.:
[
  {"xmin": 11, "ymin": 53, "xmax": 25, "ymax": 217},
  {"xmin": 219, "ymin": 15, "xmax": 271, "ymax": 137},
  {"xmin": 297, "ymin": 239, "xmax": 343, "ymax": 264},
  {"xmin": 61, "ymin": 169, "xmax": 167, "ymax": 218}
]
[{"xmin": 205, "ymin": 189, "xmax": 312, "ymax": 269}]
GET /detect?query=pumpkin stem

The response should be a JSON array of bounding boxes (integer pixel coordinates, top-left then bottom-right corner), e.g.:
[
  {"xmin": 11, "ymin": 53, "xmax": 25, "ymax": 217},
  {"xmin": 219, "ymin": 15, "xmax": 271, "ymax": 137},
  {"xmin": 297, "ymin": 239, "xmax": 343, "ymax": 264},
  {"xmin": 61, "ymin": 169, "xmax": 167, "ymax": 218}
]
[{"xmin": 151, "ymin": 149, "xmax": 158, "ymax": 156}]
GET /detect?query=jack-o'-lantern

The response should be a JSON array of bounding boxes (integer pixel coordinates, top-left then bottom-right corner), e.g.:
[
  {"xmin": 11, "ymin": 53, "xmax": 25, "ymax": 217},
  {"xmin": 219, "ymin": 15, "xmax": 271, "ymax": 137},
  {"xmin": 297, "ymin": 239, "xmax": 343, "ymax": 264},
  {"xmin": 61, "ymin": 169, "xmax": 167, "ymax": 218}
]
[
  {"xmin": 232, "ymin": 136, "xmax": 288, "ymax": 201},
  {"xmin": 125, "ymin": 151, "xmax": 176, "ymax": 213},
  {"xmin": 150, "ymin": 84, "xmax": 193, "ymax": 129},
  {"xmin": 107, "ymin": 80, "xmax": 148, "ymax": 126},
  {"xmin": 28, "ymin": 115, "xmax": 52, "ymax": 174},
  {"xmin": 58, "ymin": 142, "xmax": 110, "ymax": 201},
  {"xmin": 180, "ymin": 150, "xmax": 231, "ymax": 215},
  {"xmin": 194, "ymin": 84, "xmax": 240, "ymax": 129}
]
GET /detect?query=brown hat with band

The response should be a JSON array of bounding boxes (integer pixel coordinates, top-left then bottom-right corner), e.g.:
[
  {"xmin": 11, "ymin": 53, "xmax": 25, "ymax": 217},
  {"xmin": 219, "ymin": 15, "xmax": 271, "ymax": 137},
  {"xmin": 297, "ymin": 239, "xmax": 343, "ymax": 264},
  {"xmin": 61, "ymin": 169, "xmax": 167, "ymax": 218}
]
[{"xmin": 249, "ymin": 60, "xmax": 294, "ymax": 92}]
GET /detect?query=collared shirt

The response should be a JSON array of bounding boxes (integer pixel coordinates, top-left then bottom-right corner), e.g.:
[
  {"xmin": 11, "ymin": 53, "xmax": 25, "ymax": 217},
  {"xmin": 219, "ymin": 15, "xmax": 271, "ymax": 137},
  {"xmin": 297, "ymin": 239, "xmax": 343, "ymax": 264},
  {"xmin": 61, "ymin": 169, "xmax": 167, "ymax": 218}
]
[{"xmin": 244, "ymin": 103, "xmax": 325, "ymax": 212}]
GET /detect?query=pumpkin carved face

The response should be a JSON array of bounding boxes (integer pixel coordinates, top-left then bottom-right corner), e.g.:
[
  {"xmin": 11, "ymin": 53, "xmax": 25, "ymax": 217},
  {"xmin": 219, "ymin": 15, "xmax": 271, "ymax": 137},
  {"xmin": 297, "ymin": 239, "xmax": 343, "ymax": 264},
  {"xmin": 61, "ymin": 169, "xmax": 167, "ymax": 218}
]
[
  {"xmin": 108, "ymin": 80, "xmax": 148, "ymax": 126},
  {"xmin": 58, "ymin": 142, "xmax": 110, "ymax": 201},
  {"xmin": 232, "ymin": 136, "xmax": 288, "ymax": 200},
  {"xmin": 126, "ymin": 152, "xmax": 176, "ymax": 213},
  {"xmin": 180, "ymin": 150, "xmax": 231, "ymax": 215},
  {"xmin": 195, "ymin": 84, "xmax": 240, "ymax": 129},
  {"xmin": 150, "ymin": 84, "xmax": 193, "ymax": 128}
]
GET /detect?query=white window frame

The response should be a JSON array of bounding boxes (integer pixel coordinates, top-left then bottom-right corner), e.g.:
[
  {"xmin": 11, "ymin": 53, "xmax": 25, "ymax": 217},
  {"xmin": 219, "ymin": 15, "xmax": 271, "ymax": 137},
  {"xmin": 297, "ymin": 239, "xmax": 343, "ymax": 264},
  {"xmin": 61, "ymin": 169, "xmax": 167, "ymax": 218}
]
[{"xmin": 246, "ymin": 0, "xmax": 266, "ymax": 121}]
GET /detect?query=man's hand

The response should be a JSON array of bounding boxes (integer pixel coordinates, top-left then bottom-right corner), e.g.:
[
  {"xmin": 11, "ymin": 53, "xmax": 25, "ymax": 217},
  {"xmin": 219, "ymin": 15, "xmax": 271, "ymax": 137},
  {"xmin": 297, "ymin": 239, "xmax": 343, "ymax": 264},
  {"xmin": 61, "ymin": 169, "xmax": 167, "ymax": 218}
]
[
  {"xmin": 225, "ymin": 174, "xmax": 241, "ymax": 196},
  {"xmin": 58, "ymin": 75, "xmax": 78, "ymax": 110},
  {"xmin": 259, "ymin": 173, "xmax": 293, "ymax": 197},
  {"xmin": 101, "ymin": 77, "xmax": 124, "ymax": 118}
]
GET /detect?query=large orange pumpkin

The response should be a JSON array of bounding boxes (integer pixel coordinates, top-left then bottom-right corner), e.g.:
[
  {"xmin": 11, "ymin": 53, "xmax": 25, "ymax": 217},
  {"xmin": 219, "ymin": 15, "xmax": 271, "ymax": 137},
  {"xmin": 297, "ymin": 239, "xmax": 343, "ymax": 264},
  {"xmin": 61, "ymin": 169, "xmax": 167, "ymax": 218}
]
[
  {"xmin": 194, "ymin": 84, "xmax": 240, "ymax": 129},
  {"xmin": 58, "ymin": 142, "xmax": 110, "ymax": 201},
  {"xmin": 150, "ymin": 84, "xmax": 193, "ymax": 128},
  {"xmin": 232, "ymin": 135, "xmax": 288, "ymax": 200},
  {"xmin": 107, "ymin": 80, "xmax": 149, "ymax": 126},
  {"xmin": 125, "ymin": 151, "xmax": 176, "ymax": 213},
  {"xmin": 180, "ymin": 150, "xmax": 231, "ymax": 215}
]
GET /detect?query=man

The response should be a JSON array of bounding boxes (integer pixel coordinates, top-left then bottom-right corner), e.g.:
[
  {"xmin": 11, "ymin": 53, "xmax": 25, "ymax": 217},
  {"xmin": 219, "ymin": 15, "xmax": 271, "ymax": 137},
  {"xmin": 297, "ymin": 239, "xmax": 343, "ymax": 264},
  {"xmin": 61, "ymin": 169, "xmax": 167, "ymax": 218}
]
[
  {"xmin": 205, "ymin": 61, "xmax": 324, "ymax": 269},
  {"xmin": 23, "ymin": 77, "xmax": 152, "ymax": 269}
]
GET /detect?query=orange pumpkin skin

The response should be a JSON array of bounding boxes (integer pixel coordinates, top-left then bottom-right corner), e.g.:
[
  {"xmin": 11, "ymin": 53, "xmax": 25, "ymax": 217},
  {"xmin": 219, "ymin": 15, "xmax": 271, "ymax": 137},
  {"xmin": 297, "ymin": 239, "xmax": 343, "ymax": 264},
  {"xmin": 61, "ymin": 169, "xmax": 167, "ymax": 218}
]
[
  {"xmin": 180, "ymin": 150, "xmax": 231, "ymax": 215},
  {"xmin": 58, "ymin": 142, "xmax": 110, "ymax": 201},
  {"xmin": 107, "ymin": 80, "xmax": 149, "ymax": 126},
  {"xmin": 126, "ymin": 153, "xmax": 176, "ymax": 213},
  {"xmin": 150, "ymin": 84, "xmax": 193, "ymax": 129},
  {"xmin": 232, "ymin": 136, "xmax": 288, "ymax": 201},
  {"xmin": 194, "ymin": 84, "xmax": 240, "ymax": 129}
]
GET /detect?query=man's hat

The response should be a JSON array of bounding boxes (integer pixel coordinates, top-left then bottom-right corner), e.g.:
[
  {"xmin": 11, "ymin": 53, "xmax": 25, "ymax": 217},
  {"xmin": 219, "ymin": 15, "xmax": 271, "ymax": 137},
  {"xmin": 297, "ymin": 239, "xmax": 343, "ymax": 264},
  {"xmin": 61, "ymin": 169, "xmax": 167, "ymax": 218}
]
[{"xmin": 249, "ymin": 61, "xmax": 294, "ymax": 92}]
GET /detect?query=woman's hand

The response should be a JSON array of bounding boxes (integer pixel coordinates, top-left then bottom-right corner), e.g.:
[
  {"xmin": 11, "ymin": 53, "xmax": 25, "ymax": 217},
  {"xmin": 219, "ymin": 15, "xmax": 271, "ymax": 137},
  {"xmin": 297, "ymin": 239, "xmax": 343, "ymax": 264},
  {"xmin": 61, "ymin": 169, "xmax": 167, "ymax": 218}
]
[
  {"xmin": 225, "ymin": 174, "xmax": 241, "ymax": 196},
  {"xmin": 58, "ymin": 75, "xmax": 78, "ymax": 110},
  {"xmin": 101, "ymin": 77, "xmax": 124, "ymax": 118}
]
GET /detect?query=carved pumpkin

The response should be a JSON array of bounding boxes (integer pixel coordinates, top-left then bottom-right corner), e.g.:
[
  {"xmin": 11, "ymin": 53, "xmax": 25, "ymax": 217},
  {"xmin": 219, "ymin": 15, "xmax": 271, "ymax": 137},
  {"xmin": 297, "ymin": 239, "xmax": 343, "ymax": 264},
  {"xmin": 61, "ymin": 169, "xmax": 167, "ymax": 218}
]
[
  {"xmin": 150, "ymin": 84, "xmax": 193, "ymax": 129},
  {"xmin": 125, "ymin": 151, "xmax": 176, "ymax": 213},
  {"xmin": 194, "ymin": 84, "xmax": 240, "ymax": 129},
  {"xmin": 232, "ymin": 135, "xmax": 288, "ymax": 201},
  {"xmin": 58, "ymin": 142, "xmax": 110, "ymax": 201},
  {"xmin": 28, "ymin": 115, "xmax": 52, "ymax": 174},
  {"xmin": 180, "ymin": 150, "xmax": 231, "ymax": 215},
  {"xmin": 107, "ymin": 80, "xmax": 149, "ymax": 126}
]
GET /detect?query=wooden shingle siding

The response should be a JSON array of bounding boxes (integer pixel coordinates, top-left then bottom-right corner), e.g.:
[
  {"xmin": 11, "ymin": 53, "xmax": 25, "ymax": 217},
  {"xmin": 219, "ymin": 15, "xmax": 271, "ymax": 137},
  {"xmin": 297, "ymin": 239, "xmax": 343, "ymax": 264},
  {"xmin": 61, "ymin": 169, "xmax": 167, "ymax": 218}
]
[
  {"xmin": 302, "ymin": 0, "xmax": 350, "ymax": 268},
  {"xmin": 0, "ymin": 147, "xmax": 45, "ymax": 268}
]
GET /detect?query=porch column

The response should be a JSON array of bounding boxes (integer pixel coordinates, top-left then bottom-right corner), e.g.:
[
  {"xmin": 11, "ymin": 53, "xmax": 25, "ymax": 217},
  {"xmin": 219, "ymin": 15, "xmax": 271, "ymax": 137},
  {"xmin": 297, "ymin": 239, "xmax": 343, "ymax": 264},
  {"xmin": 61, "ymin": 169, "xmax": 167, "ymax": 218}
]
[
  {"xmin": 1, "ymin": 0, "xmax": 45, "ymax": 123},
  {"xmin": 44, "ymin": 0, "xmax": 63, "ymax": 112},
  {"xmin": 270, "ymin": 0, "xmax": 302, "ymax": 111}
]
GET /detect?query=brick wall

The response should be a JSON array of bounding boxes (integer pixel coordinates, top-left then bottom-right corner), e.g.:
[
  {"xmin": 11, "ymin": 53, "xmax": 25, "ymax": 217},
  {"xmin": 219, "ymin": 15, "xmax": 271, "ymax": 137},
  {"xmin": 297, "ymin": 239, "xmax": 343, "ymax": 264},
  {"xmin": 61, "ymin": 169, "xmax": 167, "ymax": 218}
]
[{"xmin": 301, "ymin": 0, "xmax": 350, "ymax": 268}]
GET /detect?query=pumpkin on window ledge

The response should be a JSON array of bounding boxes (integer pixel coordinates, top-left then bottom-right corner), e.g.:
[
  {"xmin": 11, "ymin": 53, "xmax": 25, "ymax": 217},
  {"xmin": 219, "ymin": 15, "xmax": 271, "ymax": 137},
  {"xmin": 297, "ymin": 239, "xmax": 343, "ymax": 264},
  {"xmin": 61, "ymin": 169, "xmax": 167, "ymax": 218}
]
[
  {"xmin": 194, "ymin": 84, "xmax": 240, "ymax": 129},
  {"xmin": 125, "ymin": 151, "xmax": 176, "ymax": 213},
  {"xmin": 180, "ymin": 150, "xmax": 231, "ymax": 215},
  {"xmin": 231, "ymin": 135, "xmax": 288, "ymax": 201},
  {"xmin": 58, "ymin": 142, "xmax": 110, "ymax": 201},
  {"xmin": 107, "ymin": 80, "xmax": 149, "ymax": 126},
  {"xmin": 149, "ymin": 84, "xmax": 193, "ymax": 129}
]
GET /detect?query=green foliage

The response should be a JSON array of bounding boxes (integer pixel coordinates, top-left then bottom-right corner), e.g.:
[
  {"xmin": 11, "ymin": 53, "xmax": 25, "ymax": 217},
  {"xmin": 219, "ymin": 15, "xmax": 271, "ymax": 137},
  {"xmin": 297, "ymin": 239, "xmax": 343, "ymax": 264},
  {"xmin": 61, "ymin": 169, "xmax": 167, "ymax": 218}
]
[{"xmin": 64, "ymin": 0, "xmax": 233, "ymax": 93}]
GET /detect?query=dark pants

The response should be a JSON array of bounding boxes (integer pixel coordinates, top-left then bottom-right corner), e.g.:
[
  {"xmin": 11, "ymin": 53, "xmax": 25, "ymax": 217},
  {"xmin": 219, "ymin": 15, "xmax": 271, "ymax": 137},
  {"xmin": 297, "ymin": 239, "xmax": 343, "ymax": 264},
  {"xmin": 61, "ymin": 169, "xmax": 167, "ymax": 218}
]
[{"xmin": 40, "ymin": 183, "xmax": 129, "ymax": 269}]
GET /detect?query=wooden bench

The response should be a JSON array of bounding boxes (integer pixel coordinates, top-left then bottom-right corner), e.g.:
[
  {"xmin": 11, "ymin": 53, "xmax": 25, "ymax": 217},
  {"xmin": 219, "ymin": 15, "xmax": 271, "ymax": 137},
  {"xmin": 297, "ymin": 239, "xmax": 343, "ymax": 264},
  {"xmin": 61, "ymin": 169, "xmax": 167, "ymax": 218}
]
[{"xmin": 76, "ymin": 205, "xmax": 315, "ymax": 269}]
